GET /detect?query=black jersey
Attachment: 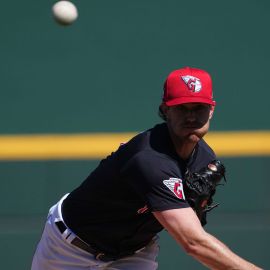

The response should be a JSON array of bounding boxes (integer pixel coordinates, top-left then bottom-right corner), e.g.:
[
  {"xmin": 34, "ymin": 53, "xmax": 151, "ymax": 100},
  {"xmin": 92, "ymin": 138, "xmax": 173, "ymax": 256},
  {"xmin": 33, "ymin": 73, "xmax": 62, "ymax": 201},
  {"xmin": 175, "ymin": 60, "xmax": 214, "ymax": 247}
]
[{"xmin": 62, "ymin": 123, "xmax": 216, "ymax": 256}]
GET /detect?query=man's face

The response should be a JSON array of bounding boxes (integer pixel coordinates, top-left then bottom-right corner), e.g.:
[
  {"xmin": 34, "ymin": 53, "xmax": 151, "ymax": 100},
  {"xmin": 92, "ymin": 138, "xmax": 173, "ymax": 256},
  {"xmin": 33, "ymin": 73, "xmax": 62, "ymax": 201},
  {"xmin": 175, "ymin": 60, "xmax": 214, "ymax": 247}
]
[{"xmin": 162, "ymin": 103, "xmax": 214, "ymax": 143}]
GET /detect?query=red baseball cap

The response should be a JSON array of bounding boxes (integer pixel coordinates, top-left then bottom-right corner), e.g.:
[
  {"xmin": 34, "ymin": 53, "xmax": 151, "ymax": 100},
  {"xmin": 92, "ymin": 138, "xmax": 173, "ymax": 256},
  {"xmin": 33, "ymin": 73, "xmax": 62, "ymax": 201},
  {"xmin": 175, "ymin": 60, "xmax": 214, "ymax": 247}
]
[{"xmin": 162, "ymin": 67, "xmax": 216, "ymax": 106}]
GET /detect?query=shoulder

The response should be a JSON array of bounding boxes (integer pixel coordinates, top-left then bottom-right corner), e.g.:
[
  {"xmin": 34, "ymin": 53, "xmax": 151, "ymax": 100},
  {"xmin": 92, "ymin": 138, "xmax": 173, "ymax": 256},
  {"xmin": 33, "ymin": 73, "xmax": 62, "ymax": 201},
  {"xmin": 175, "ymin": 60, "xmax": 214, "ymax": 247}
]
[
  {"xmin": 119, "ymin": 123, "xmax": 166, "ymax": 152},
  {"xmin": 119, "ymin": 122, "xmax": 175, "ymax": 165},
  {"xmin": 197, "ymin": 139, "xmax": 216, "ymax": 159},
  {"xmin": 121, "ymin": 127, "xmax": 182, "ymax": 182},
  {"xmin": 123, "ymin": 148, "xmax": 179, "ymax": 177}
]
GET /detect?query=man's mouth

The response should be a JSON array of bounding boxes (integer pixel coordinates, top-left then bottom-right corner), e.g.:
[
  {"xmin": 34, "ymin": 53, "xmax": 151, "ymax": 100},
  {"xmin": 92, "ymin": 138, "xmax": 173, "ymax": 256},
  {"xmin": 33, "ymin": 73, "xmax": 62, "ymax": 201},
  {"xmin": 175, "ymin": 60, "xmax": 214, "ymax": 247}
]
[{"xmin": 182, "ymin": 123, "xmax": 202, "ymax": 129}]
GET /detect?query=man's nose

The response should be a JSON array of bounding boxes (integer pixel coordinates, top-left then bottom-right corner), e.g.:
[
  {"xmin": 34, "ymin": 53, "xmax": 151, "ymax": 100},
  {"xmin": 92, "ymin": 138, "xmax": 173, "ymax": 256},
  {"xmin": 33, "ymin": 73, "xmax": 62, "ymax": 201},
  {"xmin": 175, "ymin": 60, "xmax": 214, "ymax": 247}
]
[{"xmin": 185, "ymin": 110, "xmax": 196, "ymax": 121}]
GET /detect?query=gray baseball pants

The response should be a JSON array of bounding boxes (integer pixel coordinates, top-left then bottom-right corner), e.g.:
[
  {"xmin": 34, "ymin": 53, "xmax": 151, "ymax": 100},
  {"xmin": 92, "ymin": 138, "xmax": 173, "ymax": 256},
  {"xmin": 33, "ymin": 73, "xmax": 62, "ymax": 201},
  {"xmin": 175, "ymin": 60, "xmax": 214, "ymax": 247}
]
[{"xmin": 31, "ymin": 194, "xmax": 160, "ymax": 270}]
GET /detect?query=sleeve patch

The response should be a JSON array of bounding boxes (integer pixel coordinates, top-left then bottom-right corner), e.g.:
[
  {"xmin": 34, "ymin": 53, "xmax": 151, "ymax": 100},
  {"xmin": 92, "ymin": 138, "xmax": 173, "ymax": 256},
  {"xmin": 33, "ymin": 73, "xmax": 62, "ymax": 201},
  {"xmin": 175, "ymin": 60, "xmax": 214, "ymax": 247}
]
[{"xmin": 163, "ymin": 178, "xmax": 186, "ymax": 200}]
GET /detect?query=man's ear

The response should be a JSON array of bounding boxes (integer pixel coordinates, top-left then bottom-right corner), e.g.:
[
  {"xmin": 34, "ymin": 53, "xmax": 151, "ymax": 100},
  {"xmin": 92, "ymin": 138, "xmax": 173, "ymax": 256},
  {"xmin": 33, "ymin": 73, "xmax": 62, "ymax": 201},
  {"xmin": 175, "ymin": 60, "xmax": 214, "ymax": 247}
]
[{"xmin": 209, "ymin": 106, "xmax": 215, "ymax": 119}]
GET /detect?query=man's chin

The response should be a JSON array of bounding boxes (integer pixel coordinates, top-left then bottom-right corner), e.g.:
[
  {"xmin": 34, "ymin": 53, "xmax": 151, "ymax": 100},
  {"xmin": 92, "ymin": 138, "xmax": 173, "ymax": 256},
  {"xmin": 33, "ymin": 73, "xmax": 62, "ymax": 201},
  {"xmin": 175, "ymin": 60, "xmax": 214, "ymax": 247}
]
[
  {"xmin": 186, "ymin": 133, "xmax": 201, "ymax": 143},
  {"xmin": 186, "ymin": 128, "xmax": 208, "ymax": 141}
]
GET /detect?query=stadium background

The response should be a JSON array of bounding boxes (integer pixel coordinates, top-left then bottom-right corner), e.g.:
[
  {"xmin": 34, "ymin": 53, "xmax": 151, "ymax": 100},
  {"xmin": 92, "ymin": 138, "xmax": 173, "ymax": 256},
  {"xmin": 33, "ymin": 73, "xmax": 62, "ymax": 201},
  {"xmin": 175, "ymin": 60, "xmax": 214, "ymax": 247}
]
[{"xmin": 0, "ymin": 0, "xmax": 269, "ymax": 269}]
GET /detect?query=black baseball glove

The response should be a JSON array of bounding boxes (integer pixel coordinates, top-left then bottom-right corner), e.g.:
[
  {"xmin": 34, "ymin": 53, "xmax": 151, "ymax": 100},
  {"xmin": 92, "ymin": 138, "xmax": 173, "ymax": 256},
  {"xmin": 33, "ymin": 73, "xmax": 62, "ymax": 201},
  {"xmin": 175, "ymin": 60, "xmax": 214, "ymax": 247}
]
[{"xmin": 183, "ymin": 160, "xmax": 226, "ymax": 226}]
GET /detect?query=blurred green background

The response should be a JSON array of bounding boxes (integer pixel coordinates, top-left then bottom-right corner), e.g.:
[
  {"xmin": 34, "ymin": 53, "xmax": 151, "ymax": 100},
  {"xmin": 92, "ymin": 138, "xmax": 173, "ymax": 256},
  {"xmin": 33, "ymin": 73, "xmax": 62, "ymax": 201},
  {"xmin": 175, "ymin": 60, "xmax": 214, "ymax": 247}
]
[{"xmin": 0, "ymin": 0, "xmax": 269, "ymax": 269}]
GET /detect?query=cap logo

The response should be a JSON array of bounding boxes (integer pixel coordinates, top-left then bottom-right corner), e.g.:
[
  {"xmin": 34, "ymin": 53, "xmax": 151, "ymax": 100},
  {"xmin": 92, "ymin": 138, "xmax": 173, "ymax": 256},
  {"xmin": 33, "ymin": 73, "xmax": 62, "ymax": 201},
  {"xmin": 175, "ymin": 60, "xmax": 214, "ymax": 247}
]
[{"xmin": 181, "ymin": 75, "xmax": 202, "ymax": 92}]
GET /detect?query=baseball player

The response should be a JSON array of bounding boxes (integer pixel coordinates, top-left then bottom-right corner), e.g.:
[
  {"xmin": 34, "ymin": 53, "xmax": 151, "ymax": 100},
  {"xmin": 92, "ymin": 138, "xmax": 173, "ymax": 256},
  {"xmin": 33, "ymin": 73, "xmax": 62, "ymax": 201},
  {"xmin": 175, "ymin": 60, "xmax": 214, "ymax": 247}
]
[{"xmin": 31, "ymin": 67, "xmax": 261, "ymax": 270}]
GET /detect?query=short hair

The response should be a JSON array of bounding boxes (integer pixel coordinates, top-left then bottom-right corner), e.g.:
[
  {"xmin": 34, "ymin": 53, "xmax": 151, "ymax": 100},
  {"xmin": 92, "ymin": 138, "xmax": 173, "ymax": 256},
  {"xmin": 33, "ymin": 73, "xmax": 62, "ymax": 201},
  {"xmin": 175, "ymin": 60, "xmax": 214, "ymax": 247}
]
[{"xmin": 158, "ymin": 104, "xmax": 166, "ymax": 121}]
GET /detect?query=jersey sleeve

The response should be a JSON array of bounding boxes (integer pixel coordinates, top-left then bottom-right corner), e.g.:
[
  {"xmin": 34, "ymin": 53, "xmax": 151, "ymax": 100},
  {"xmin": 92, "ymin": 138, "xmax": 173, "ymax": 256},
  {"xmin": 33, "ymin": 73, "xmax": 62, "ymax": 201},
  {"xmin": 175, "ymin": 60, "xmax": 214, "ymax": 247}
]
[{"xmin": 121, "ymin": 151, "xmax": 190, "ymax": 212}]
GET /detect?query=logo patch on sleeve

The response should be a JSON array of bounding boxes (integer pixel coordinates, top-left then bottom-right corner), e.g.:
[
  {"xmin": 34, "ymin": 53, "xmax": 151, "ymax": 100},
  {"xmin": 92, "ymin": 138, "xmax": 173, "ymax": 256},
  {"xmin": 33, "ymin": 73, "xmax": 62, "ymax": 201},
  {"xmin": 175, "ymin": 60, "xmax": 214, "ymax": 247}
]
[{"xmin": 163, "ymin": 178, "xmax": 186, "ymax": 200}]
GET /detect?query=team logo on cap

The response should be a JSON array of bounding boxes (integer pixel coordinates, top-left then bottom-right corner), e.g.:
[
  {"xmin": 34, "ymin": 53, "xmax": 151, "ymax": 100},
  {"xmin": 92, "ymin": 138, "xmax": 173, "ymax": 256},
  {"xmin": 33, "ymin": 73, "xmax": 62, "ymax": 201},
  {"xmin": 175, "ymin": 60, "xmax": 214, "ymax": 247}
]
[
  {"xmin": 181, "ymin": 75, "xmax": 202, "ymax": 92},
  {"xmin": 163, "ymin": 178, "xmax": 185, "ymax": 200}
]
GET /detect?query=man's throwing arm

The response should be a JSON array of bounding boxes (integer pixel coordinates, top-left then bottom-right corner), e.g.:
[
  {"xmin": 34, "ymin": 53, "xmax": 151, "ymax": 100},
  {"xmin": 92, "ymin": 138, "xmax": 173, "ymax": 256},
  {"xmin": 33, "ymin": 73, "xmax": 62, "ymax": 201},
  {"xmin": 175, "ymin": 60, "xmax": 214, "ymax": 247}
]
[{"xmin": 153, "ymin": 208, "xmax": 262, "ymax": 270}]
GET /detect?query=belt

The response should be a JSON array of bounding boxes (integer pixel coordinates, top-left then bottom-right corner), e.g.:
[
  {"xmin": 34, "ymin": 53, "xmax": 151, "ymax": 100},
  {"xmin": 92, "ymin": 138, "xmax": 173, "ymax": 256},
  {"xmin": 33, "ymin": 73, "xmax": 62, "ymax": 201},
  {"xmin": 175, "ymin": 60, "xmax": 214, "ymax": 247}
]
[{"xmin": 55, "ymin": 221, "xmax": 115, "ymax": 262}]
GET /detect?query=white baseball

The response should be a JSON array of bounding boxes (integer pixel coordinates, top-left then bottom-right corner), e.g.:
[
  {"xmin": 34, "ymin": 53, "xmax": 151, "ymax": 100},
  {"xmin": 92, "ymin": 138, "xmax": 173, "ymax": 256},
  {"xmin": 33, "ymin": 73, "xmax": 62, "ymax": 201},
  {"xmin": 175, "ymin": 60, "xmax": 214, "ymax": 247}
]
[{"xmin": 52, "ymin": 1, "xmax": 78, "ymax": 25}]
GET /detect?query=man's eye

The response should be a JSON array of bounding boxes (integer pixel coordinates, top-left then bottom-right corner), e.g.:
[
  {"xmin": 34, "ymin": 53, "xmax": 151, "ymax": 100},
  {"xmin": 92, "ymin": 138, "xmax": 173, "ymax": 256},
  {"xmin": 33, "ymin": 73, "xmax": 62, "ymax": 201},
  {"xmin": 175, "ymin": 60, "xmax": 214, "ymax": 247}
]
[
  {"xmin": 178, "ymin": 107, "xmax": 188, "ymax": 113},
  {"xmin": 196, "ymin": 106, "xmax": 208, "ymax": 112},
  {"xmin": 196, "ymin": 106, "xmax": 204, "ymax": 111},
  {"xmin": 175, "ymin": 106, "xmax": 185, "ymax": 111}
]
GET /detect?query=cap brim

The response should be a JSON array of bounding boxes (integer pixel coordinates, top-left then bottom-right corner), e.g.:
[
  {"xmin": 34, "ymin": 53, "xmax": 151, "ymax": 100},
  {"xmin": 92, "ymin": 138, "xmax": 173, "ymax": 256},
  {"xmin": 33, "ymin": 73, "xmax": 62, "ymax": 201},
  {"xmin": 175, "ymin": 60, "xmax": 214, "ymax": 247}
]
[{"xmin": 165, "ymin": 97, "xmax": 216, "ymax": 106}]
